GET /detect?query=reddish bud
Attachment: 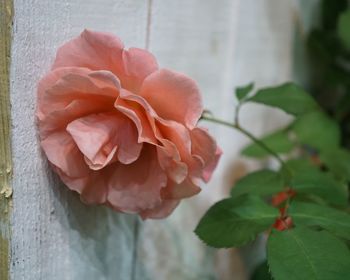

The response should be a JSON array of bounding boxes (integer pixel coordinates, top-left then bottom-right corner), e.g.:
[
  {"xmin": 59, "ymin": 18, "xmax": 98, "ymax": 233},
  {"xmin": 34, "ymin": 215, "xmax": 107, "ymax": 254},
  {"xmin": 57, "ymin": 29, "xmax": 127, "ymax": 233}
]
[
  {"xmin": 271, "ymin": 189, "xmax": 296, "ymax": 206},
  {"xmin": 273, "ymin": 216, "xmax": 293, "ymax": 231}
]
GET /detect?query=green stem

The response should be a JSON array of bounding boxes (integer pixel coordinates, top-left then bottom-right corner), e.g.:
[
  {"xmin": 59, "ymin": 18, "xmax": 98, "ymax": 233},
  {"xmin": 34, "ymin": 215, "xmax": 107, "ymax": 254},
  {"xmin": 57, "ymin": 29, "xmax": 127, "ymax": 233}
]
[{"xmin": 201, "ymin": 115, "xmax": 287, "ymax": 169}]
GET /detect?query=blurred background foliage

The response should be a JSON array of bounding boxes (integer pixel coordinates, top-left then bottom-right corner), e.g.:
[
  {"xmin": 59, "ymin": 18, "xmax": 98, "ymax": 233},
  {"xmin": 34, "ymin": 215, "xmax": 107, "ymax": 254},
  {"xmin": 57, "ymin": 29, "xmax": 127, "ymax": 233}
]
[{"xmin": 306, "ymin": 0, "xmax": 350, "ymax": 147}]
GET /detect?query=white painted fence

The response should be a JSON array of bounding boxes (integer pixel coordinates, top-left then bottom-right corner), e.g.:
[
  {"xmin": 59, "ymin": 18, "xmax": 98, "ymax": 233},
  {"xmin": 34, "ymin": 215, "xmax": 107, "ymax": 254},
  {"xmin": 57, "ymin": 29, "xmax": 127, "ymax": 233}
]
[{"xmin": 8, "ymin": 0, "xmax": 306, "ymax": 279}]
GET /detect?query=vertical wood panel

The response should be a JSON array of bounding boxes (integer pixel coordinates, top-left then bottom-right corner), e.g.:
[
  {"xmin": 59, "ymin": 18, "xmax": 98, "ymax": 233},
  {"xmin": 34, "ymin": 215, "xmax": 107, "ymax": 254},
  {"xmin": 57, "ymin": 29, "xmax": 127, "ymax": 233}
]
[
  {"xmin": 0, "ymin": 1, "xmax": 13, "ymax": 279},
  {"xmin": 9, "ymin": 1, "xmax": 148, "ymax": 279}
]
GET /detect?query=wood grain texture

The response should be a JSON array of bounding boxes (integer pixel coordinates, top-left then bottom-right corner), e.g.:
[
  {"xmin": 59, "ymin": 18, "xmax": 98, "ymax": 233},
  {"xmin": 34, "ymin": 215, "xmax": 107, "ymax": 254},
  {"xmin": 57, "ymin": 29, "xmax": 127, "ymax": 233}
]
[
  {"xmin": 9, "ymin": 1, "xmax": 148, "ymax": 279},
  {"xmin": 0, "ymin": 1, "xmax": 13, "ymax": 279}
]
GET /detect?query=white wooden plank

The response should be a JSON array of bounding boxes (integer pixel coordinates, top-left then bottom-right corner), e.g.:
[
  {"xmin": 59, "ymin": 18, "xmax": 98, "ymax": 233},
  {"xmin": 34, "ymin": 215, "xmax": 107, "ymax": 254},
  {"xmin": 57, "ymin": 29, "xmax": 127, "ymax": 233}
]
[{"xmin": 10, "ymin": 1, "xmax": 148, "ymax": 279}]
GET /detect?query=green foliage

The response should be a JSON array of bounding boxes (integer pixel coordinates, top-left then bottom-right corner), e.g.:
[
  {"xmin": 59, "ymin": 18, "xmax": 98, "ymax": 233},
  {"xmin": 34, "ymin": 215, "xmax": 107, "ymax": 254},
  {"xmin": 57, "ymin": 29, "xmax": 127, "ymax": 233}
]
[
  {"xmin": 235, "ymin": 82, "xmax": 254, "ymax": 101},
  {"xmin": 196, "ymin": 1, "xmax": 350, "ymax": 276},
  {"xmin": 241, "ymin": 130, "xmax": 293, "ymax": 158},
  {"xmin": 292, "ymin": 111, "xmax": 341, "ymax": 151},
  {"xmin": 195, "ymin": 195, "xmax": 278, "ymax": 248},
  {"xmin": 248, "ymin": 83, "xmax": 318, "ymax": 116},
  {"xmin": 290, "ymin": 169, "xmax": 348, "ymax": 207},
  {"xmin": 306, "ymin": 1, "xmax": 350, "ymax": 148},
  {"xmin": 320, "ymin": 148, "xmax": 350, "ymax": 181},
  {"xmin": 267, "ymin": 227, "xmax": 350, "ymax": 280},
  {"xmin": 281, "ymin": 158, "xmax": 316, "ymax": 176},
  {"xmin": 289, "ymin": 202, "xmax": 350, "ymax": 239},
  {"xmin": 231, "ymin": 170, "xmax": 284, "ymax": 197},
  {"xmin": 338, "ymin": 10, "xmax": 350, "ymax": 49}
]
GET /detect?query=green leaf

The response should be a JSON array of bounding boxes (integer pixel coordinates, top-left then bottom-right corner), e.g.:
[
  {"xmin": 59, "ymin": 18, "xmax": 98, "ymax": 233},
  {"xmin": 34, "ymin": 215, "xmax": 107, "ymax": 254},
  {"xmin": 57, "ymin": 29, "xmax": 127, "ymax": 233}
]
[
  {"xmin": 282, "ymin": 158, "xmax": 316, "ymax": 175},
  {"xmin": 195, "ymin": 195, "xmax": 278, "ymax": 248},
  {"xmin": 320, "ymin": 148, "xmax": 350, "ymax": 181},
  {"xmin": 292, "ymin": 111, "xmax": 341, "ymax": 151},
  {"xmin": 268, "ymin": 227, "xmax": 350, "ymax": 280},
  {"xmin": 231, "ymin": 170, "xmax": 285, "ymax": 197},
  {"xmin": 248, "ymin": 83, "xmax": 318, "ymax": 116},
  {"xmin": 235, "ymin": 82, "xmax": 254, "ymax": 101},
  {"xmin": 289, "ymin": 202, "xmax": 350, "ymax": 239},
  {"xmin": 241, "ymin": 130, "xmax": 293, "ymax": 158},
  {"xmin": 338, "ymin": 10, "xmax": 350, "ymax": 49},
  {"xmin": 290, "ymin": 169, "xmax": 348, "ymax": 206},
  {"xmin": 251, "ymin": 261, "xmax": 273, "ymax": 280}
]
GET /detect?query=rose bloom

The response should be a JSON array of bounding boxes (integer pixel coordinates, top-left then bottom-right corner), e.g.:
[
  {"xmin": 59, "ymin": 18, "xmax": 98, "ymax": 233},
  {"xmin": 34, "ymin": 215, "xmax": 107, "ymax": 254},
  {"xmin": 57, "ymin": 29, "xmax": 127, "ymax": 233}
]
[{"xmin": 37, "ymin": 30, "xmax": 221, "ymax": 219}]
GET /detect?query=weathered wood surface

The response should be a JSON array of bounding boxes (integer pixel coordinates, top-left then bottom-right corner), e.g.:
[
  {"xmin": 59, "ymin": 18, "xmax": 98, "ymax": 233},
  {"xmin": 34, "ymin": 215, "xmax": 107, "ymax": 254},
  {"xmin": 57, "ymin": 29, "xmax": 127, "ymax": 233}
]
[
  {"xmin": 9, "ymin": 0, "xmax": 301, "ymax": 279},
  {"xmin": 0, "ymin": 1, "xmax": 13, "ymax": 280}
]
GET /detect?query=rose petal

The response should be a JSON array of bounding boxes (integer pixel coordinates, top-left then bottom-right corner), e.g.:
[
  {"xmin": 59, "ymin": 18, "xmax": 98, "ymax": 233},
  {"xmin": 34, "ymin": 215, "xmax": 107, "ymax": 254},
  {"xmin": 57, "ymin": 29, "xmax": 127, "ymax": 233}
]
[
  {"xmin": 190, "ymin": 127, "xmax": 222, "ymax": 182},
  {"xmin": 54, "ymin": 167, "xmax": 108, "ymax": 205},
  {"xmin": 52, "ymin": 30, "xmax": 158, "ymax": 91},
  {"xmin": 139, "ymin": 69, "xmax": 203, "ymax": 128},
  {"xmin": 41, "ymin": 131, "xmax": 90, "ymax": 178},
  {"xmin": 66, "ymin": 112, "xmax": 142, "ymax": 169},
  {"xmin": 116, "ymin": 91, "xmax": 190, "ymax": 183},
  {"xmin": 107, "ymin": 145, "xmax": 167, "ymax": 213},
  {"xmin": 52, "ymin": 30, "xmax": 124, "ymax": 75},
  {"xmin": 121, "ymin": 48, "xmax": 158, "ymax": 92},
  {"xmin": 37, "ymin": 68, "xmax": 120, "ymax": 118},
  {"xmin": 161, "ymin": 178, "xmax": 201, "ymax": 200},
  {"xmin": 140, "ymin": 199, "xmax": 180, "ymax": 219},
  {"xmin": 38, "ymin": 98, "xmax": 114, "ymax": 139},
  {"xmin": 202, "ymin": 146, "xmax": 223, "ymax": 182}
]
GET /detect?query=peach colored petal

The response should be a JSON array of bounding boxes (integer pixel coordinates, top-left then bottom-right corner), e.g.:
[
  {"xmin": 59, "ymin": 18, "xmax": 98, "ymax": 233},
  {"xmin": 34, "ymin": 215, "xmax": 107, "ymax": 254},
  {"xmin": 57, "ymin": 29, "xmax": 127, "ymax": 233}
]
[
  {"xmin": 107, "ymin": 145, "xmax": 167, "ymax": 213},
  {"xmin": 121, "ymin": 48, "xmax": 158, "ymax": 92},
  {"xmin": 115, "ymin": 91, "xmax": 190, "ymax": 183},
  {"xmin": 41, "ymin": 131, "xmax": 90, "ymax": 178},
  {"xmin": 139, "ymin": 69, "xmax": 203, "ymax": 128},
  {"xmin": 67, "ymin": 112, "xmax": 142, "ymax": 169},
  {"xmin": 52, "ymin": 30, "xmax": 124, "ymax": 75},
  {"xmin": 190, "ymin": 127, "xmax": 222, "ymax": 182},
  {"xmin": 161, "ymin": 178, "xmax": 201, "ymax": 200},
  {"xmin": 79, "ymin": 172, "xmax": 108, "ymax": 204},
  {"xmin": 37, "ymin": 67, "xmax": 120, "ymax": 118},
  {"xmin": 202, "ymin": 146, "xmax": 223, "ymax": 182},
  {"xmin": 140, "ymin": 199, "xmax": 180, "ymax": 219},
  {"xmin": 55, "ymin": 167, "xmax": 108, "ymax": 205},
  {"xmin": 52, "ymin": 30, "xmax": 157, "ymax": 92},
  {"xmin": 115, "ymin": 96, "xmax": 157, "ymax": 144},
  {"xmin": 38, "ymin": 98, "xmax": 114, "ymax": 139},
  {"xmin": 156, "ymin": 141, "xmax": 188, "ymax": 184},
  {"xmin": 157, "ymin": 120, "xmax": 204, "ymax": 180}
]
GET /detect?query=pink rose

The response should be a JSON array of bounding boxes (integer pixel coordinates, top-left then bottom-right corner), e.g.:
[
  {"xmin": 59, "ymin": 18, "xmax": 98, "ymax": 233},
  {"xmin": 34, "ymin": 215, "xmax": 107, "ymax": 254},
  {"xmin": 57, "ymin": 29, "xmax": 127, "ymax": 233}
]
[{"xmin": 37, "ymin": 30, "xmax": 221, "ymax": 219}]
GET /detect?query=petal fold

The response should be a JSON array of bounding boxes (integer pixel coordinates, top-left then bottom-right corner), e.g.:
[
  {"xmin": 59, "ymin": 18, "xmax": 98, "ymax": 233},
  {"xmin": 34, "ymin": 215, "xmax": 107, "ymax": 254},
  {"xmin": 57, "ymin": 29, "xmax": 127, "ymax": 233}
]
[{"xmin": 139, "ymin": 69, "xmax": 203, "ymax": 128}]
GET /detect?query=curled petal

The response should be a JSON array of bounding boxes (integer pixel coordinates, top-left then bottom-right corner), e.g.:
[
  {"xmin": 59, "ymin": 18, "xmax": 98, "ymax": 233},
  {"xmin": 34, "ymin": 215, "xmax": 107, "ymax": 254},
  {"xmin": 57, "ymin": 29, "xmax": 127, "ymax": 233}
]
[
  {"xmin": 41, "ymin": 131, "xmax": 90, "ymax": 178},
  {"xmin": 37, "ymin": 67, "xmax": 120, "ymax": 117},
  {"xmin": 115, "ymin": 91, "xmax": 189, "ymax": 183},
  {"xmin": 139, "ymin": 69, "xmax": 203, "ymax": 128},
  {"xmin": 190, "ymin": 127, "xmax": 222, "ymax": 182},
  {"xmin": 161, "ymin": 178, "xmax": 201, "ymax": 200},
  {"xmin": 66, "ymin": 112, "xmax": 142, "ymax": 169},
  {"xmin": 107, "ymin": 145, "xmax": 167, "ymax": 213},
  {"xmin": 202, "ymin": 146, "xmax": 222, "ymax": 182}
]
